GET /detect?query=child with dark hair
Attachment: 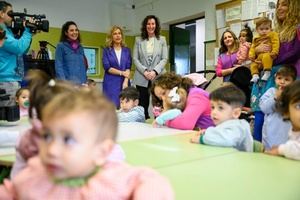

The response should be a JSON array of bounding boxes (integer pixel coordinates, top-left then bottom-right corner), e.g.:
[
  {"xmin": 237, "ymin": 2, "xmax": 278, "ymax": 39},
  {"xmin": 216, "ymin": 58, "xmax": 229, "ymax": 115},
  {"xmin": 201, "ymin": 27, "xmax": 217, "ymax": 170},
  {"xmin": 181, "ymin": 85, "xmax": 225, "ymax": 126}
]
[
  {"xmin": 118, "ymin": 86, "xmax": 145, "ymax": 122},
  {"xmin": 87, "ymin": 78, "xmax": 97, "ymax": 88},
  {"xmin": 236, "ymin": 24, "xmax": 253, "ymax": 66},
  {"xmin": 260, "ymin": 65, "xmax": 297, "ymax": 150},
  {"xmin": 265, "ymin": 80, "xmax": 300, "ymax": 160},
  {"xmin": 191, "ymin": 84, "xmax": 253, "ymax": 152},
  {"xmin": 15, "ymin": 87, "xmax": 30, "ymax": 117},
  {"xmin": 154, "ymin": 86, "xmax": 187, "ymax": 126}
]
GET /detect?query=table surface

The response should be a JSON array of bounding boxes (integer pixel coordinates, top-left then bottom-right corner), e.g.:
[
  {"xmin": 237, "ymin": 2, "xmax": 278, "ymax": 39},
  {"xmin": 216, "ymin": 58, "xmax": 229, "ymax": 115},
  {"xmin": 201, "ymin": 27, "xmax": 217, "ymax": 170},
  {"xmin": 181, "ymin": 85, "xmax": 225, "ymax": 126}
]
[
  {"xmin": 121, "ymin": 133, "xmax": 236, "ymax": 168},
  {"xmin": 0, "ymin": 122, "xmax": 194, "ymax": 166},
  {"xmin": 157, "ymin": 152, "xmax": 300, "ymax": 200}
]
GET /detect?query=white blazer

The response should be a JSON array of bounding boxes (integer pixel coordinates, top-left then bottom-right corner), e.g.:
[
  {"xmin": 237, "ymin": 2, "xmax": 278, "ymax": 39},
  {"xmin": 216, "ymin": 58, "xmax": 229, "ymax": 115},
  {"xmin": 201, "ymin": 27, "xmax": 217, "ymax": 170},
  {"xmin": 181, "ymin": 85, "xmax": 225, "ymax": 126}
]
[{"xmin": 133, "ymin": 36, "xmax": 168, "ymax": 87}]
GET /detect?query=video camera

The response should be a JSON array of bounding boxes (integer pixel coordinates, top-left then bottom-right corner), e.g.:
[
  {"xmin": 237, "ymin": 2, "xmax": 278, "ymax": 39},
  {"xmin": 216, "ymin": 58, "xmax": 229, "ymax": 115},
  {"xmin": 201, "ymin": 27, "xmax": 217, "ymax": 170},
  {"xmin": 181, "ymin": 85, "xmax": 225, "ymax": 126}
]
[
  {"xmin": 0, "ymin": 88, "xmax": 20, "ymax": 122},
  {"xmin": 8, "ymin": 9, "xmax": 49, "ymax": 33}
]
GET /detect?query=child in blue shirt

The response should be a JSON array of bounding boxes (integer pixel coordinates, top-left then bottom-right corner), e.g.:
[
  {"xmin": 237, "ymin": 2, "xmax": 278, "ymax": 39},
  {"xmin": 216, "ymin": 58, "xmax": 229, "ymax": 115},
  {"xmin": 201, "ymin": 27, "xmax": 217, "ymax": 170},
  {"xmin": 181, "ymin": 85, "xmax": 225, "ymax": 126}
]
[
  {"xmin": 191, "ymin": 84, "xmax": 253, "ymax": 152},
  {"xmin": 117, "ymin": 87, "xmax": 145, "ymax": 122},
  {"xmin": 260, "ymin": 65, "xmax": 297, "ymax": 150}
]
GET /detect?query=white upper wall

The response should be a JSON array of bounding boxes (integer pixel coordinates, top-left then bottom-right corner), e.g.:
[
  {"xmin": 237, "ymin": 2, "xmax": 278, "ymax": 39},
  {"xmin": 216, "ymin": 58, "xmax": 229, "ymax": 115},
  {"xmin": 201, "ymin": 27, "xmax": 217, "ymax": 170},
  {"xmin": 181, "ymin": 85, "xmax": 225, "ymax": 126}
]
[
  {"xmin": 133, "ymin": 0, "xmax": 228, "ymax": 40},
  {"xmin": 10, "ymin": 0, "xmax": 228, "ymax": 40}
]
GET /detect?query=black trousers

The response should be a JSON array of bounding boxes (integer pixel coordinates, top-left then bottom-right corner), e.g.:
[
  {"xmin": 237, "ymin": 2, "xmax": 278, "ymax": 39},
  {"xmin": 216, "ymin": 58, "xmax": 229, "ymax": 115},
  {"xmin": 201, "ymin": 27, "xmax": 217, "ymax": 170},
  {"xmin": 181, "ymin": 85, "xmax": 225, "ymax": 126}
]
[{"xmin": 136, "ymin": 82, "xmax": 151, "ymax": 119}]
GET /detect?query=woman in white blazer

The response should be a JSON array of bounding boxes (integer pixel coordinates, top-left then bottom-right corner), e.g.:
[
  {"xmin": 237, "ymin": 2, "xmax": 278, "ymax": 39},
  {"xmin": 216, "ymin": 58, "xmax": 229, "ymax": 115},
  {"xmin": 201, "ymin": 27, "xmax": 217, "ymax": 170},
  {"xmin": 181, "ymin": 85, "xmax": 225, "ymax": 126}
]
[{"xmin": 133, "ymin": 15, "xmax": 168, "ymax": 119}]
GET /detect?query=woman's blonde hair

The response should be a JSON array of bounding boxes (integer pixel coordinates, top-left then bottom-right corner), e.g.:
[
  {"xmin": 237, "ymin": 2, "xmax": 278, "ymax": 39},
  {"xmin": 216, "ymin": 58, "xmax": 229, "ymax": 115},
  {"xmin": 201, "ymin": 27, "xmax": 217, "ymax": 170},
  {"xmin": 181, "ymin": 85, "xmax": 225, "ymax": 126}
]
[
  {"xmin": 105, "ymin": 25, "xmax": 126, "ymax": 47},
  {"xmin": 275, "ymin": 0, "xmax": 300, "ymax": 42}
]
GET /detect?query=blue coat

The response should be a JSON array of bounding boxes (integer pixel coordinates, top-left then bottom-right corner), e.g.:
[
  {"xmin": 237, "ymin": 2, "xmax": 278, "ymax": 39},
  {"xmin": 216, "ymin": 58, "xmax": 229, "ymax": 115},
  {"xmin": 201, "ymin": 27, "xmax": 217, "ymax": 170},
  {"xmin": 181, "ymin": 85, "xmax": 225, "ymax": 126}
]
[
  {"xmin": 0, "ymin": 27, "xmax": 32, "ymax": 81},
  {"xmin": 102, "ymin": 47, "xmax": 132, "ymax": 107},
  {"xmin": 55, "ymin": 42, "xmax": 87, "ymax": 85}
]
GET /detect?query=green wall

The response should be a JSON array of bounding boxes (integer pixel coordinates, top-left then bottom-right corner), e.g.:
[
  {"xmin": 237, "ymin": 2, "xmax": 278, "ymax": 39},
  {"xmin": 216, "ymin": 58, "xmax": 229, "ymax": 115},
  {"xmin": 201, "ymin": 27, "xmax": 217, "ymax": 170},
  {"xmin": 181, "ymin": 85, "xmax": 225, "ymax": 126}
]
[{"xmin": 30, "ymin": 28, "xmax": 169, "ymax": 79}]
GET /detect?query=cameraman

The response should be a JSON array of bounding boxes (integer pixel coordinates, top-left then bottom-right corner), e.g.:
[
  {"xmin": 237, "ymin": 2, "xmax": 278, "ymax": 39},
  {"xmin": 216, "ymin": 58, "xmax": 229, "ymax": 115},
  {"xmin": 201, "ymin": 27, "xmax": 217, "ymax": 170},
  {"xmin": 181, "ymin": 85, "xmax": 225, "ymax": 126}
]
[{"xmin": 0, "ymin": 1, "xmax": 32, "ymax": 107}]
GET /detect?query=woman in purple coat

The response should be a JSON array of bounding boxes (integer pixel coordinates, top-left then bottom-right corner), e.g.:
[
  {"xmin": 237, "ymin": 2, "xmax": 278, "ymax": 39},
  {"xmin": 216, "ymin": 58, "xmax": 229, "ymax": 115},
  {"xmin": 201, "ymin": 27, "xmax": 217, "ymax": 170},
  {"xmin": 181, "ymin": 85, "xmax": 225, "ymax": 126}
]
[{"xmin": 102, "ymin": 26, "xmax": 132, "ymax": 108}]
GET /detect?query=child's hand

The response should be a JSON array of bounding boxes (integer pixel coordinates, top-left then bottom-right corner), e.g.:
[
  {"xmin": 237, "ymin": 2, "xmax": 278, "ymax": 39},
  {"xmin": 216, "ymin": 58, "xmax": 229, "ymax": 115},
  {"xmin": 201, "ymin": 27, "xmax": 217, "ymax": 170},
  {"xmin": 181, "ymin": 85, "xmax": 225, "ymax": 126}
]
[
  {"xmin": 270, "ymin": 52, "xmax": 277, "ymax": 59},
  {"xmin": 190, "ymin": 130, "xmax": 205, "ymax": 144},
  {"xmin": 275, "ymin": 86, "xmax": 283, "ymax": 99},
  {"xmin": 265, "ymin": 146, "xmax": 279, "ymax": 156},
  {"xmin": 152, "ymin": 120, "xmax": 161, "ymax": 128}
]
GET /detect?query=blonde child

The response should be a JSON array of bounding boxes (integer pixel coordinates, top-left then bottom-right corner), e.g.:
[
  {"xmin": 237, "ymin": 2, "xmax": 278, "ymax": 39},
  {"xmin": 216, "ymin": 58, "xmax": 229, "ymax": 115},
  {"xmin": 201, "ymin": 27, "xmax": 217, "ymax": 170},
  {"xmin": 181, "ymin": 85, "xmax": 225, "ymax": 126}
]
[
  {"xmin": 260, "ymin": 65, "xmax": 297, "ymax": 150},
  {"xmin": 154, "ymin": 86, "xmax": 187, "ymax": 126},
  {"xmin": 15, "ymin": 87, "xmax": 30, "ymax": 117},
  {"xmin": 249, "ymin": 17, "xmax": 280, "ymax": 82},
  {"xmin": 0, "ymin": 88, "xmax": 173, "ymax": 199},
  {"xmin": 118, "ymin": 86, "xmax": 145, "ymax": 122},
  {"xmin": 236, "ymin": 24, "xmax": 253, "ymax": 66},
  {"xmin": 10, "ymin": 71, "xmax": 125, "ymax": 178},
  {"xmin": 191, "ymin": 84, "xmax": 253, "ymax": 152},
  {"xmin": 265, "ymin": 80, "xmax": 300, "ymax": 160}
]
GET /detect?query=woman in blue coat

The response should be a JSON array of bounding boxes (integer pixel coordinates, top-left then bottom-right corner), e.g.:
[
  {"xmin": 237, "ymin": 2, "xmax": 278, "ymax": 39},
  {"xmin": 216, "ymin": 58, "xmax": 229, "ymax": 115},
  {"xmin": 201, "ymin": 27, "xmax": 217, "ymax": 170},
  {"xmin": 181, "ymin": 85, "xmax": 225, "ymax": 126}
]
[
  {"xmin": 102, "ymin": 26, "xmax": 132, "ymax": 108},
  {"xmin": 55, "ymin": 21, "xmax": 87, "ymax": 85}
]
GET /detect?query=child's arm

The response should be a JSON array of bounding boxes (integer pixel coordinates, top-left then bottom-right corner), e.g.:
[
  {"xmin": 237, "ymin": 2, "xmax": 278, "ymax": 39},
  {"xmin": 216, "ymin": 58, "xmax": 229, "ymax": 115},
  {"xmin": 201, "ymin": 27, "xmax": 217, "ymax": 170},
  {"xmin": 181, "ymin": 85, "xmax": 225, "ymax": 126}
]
[
  {"xmin": 155, "ymin": 109, "xmax": 182, "ymax": 126},
  {"xmin": 259, "ymin": 88, "xmax": 276, "ymax": 114},
  {"xmin": 278, "ymin": 140, "xmax": 300, "ymax": 160},
  {"xmin": 248, "ymin": 42, "xmax": 256, "ymax": 61},
  {"xmin": 270, "ymin": 32, "xmax": 280, "ymax": 56},
  {"xmin": 197, "ymin": 125, "xmax": 242, "ymax": 148},
  {"xmin": 165, "ymin": 89, "xmax": 211, "ymax": 130}
]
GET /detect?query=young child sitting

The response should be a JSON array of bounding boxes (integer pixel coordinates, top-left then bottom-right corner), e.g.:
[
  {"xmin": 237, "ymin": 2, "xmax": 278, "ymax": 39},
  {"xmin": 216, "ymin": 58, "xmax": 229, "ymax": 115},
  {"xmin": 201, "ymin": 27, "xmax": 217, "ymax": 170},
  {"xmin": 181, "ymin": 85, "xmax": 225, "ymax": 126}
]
[
  {"xmin": 190, "ymin": 84, "xmax": 253, "ymax": 152},
  {"xmin": 154, "ymin": 86, "xmax": 187, "ymax": 126},
  {"xmin": 10, "ymin": 71, "xmax": 125, "ymax": 178},
  {"xmin": 236, "ymin": 24, "xmax": 253, "ymax": 67},
  {"xmin": 249, "ymin": 17, "xmax": 280, "ymax": 82},
  {"xmin": 15, "ymin": 87, "xmax": 30, "ymax": 117},
  {"xmin": 260, "ymin": 65, "xmax": 297, "ymax": 150},
  {"xmin": 117, "ymin": 86, "xmax": 145, "ymax": 122},
  {"xmin": 0, "ymin": 87, "xmax": 174, "ymax": 199},
  {"xmin": 265, "ymin": 80, "xmax": 300, "ymax": 160}
]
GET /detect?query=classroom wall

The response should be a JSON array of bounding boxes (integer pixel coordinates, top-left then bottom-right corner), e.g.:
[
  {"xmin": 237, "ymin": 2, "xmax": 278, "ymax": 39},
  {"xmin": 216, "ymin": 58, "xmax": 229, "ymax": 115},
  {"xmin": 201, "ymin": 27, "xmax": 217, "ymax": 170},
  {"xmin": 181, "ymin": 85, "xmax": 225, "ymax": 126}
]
[
  {"xmin": 133, "ymin": 0, "xmax": 230, "ymax": 41},
  {"xmin": 11, "ymin": 0, "xmax": 229, "ymax": 40}
]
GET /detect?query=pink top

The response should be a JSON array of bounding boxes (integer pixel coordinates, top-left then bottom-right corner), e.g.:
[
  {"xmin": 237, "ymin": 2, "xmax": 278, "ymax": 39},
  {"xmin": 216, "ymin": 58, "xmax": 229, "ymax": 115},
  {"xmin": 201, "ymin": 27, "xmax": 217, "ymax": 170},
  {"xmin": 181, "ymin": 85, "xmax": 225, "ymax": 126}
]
[
  {"xmin": 236, "ymin": 42, "xmax": 251, "ymax": 64},
  {"xmin": 165, "ymin": 87, "xmax": 214, "ymax": 130},
  {"xmin": 1, "ymin": 157, "xmax": 174, "ymax": 200},
  {"xmin": 19, "ymin": 107, "xmax": 28, "ymax": 117}
]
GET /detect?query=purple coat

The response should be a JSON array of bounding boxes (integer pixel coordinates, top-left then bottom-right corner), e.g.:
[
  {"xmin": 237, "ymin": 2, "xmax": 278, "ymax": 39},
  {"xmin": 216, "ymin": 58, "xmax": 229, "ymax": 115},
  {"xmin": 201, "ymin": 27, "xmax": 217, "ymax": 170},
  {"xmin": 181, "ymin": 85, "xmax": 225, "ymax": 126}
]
[
  {"xmin": 274, "ymin": 25, "xmax": 300, "ymax": 76},
  {"xmin": 102, "ymin": 47, "xmax": 132, "ymax": 107}
]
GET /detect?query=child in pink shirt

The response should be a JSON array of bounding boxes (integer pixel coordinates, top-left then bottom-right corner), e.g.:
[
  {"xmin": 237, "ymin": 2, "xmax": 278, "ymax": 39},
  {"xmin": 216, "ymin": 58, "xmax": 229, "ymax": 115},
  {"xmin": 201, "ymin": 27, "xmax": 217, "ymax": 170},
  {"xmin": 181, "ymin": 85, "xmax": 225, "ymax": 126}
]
[
  {"xmin": 10, "ymin": 71, "xmax": 125, "ymax": 179},
  {"xmin": 236, "ymin": 24, "xmax": 253, "ymax": 66},
  {"xmin": 0, "ymin": 86, "xmax": 173, "ymax": 200}
]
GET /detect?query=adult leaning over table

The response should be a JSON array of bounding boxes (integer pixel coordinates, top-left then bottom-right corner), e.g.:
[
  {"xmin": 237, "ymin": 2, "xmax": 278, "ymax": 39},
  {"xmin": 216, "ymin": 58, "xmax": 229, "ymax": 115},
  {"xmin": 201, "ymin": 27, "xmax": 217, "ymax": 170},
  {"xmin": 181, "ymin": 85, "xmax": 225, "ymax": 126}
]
[
  {"xmin": 151, "ymin": 72, "xmax": 214, "ymax": 130},
  {"xmin": 251, "ymin": 0, "xmax": 300, "ymax": 141}
]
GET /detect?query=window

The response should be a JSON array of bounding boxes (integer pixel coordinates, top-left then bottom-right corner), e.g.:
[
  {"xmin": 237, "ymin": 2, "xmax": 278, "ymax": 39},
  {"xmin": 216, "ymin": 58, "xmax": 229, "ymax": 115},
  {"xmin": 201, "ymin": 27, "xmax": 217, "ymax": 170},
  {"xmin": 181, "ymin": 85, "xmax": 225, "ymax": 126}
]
[{"xmin": 83, "ymin": 46, "xmax": 100, "ymax": 77}]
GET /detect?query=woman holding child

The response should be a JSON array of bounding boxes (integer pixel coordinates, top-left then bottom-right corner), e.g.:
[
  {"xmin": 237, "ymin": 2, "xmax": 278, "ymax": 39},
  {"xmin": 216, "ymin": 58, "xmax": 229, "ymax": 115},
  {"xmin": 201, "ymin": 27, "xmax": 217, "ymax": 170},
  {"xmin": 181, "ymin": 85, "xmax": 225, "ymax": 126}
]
[
  {"xmin": 151, "ymin": 72, "xmax": 214, "ymax": 130},
  {"xmin": 251, "ymin": 0, "xmax": 300, "ymax": 141}
]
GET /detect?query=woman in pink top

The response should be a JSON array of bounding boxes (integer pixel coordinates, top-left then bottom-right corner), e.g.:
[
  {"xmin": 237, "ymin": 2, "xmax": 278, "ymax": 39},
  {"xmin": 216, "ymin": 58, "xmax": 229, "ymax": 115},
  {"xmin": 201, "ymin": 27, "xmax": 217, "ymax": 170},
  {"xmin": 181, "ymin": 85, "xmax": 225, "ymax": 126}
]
[
  {"xmin": 151, "ymin": 72, "xmax": 214, "ymax": 130},
  {"xmin": 1, "ymin": 84, "xmax": 173, "ymax": 200},
  {"xmin": 216, "ymin": 29, "xmax": 240, "ymax": 82}
]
